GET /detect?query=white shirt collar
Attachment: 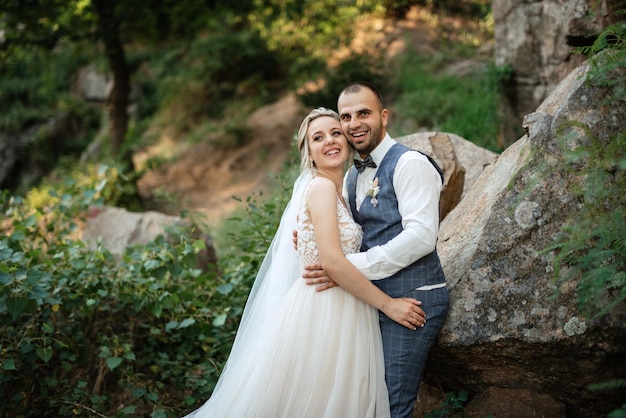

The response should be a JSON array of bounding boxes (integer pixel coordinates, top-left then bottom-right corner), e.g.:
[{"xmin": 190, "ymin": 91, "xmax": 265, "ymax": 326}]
[{"xmin": 368, "ymin": 133, "xmax": 396, "ymax": 166}]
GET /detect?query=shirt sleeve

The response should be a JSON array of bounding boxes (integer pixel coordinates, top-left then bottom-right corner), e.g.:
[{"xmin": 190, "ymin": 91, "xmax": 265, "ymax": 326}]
[{"xmin": 346, "ymin": 152, "xmax": 442, "ymax": 281}]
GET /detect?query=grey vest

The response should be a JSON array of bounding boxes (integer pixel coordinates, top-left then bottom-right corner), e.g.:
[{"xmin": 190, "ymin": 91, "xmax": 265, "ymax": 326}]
[{"xmin": 347, "ymin": 143, "xmax": 445, "ymax": 297}]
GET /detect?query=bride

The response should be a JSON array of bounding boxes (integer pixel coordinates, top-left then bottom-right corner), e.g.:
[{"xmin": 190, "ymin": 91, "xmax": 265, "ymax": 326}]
[{"xmin": 184, "ymin": 107, "xmax": 423, "ymax": 418}]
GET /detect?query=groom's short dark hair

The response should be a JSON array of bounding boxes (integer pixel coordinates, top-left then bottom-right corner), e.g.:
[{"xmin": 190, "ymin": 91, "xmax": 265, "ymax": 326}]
[{"xmin": 340, "ymin": 81, "xmax": 384, "ymax": 108}]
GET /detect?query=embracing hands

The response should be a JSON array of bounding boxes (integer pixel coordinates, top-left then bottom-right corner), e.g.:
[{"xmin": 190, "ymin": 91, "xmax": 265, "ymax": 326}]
[
  {"xmin": 301, "ymin": 263, "xmax": 426, "ymax": 330},
  {"xmin": 294, "ymin": 230, "xmax": 425, "ymax": 330},
  {"xmin": 382, "ymin": 298, "xmax": 426, "ymax": 331},
  {"xmin": 302, "ymin": 263, "xmax": 338, "ymax": 292}
]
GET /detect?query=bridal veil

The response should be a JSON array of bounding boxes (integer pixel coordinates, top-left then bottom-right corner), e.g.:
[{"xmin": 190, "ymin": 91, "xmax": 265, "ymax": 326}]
[{"xmin": 184, "ymin": 170, "xmax": 312, "ymax": 417}]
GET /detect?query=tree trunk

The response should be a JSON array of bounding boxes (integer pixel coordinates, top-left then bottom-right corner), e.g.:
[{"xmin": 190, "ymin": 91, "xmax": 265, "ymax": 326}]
[{"xmin": 91, "ymin": 0, "xmax": 130, "ymax": 159}]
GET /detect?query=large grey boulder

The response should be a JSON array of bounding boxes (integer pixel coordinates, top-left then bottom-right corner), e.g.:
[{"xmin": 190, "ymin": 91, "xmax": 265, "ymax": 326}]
[
  {"xmin": 428, "ymin": 59, "xmax": 626, "ymax": 418},
  {"xmin": 493, "ymin": 0, "xmax": 610, "ymax": 145}
]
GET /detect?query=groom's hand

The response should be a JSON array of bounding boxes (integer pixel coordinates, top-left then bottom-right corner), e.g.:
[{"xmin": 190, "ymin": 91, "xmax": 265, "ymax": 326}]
[{"xmin": 302, "ymin": 264, "xmax": 337, "ymax": 291}]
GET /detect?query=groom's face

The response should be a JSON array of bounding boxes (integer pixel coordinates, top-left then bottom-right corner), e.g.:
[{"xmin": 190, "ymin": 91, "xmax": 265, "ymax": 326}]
[{"xmin": 337, "ymin": 88, "xmax": 388, "ymax": 158}]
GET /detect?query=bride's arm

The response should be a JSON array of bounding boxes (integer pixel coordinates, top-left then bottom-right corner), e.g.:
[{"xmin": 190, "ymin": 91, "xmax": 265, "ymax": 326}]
[{"xmin": 307, "ymin": 178, "xmax": 424, "ymax": 330}]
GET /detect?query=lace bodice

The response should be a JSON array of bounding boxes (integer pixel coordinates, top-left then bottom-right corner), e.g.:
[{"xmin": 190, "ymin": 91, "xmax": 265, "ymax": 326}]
[{"xmin": 296, "ymin": 182, "xmax": 363, "ymax": 268}]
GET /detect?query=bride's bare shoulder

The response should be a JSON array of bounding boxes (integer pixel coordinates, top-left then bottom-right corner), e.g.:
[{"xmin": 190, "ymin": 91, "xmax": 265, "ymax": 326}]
[
  {"xmin": 305, "ymin": 177, "xmax": 337, "ymax": 209},
  {"xmin": 308, "ymin": 176, "xmax": 336, "ymax": 197}
]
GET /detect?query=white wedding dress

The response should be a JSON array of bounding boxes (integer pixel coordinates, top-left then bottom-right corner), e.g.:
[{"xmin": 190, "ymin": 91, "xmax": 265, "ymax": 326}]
[{"xmin": 185, "ymin": 177, "xmax": 390, "ymax": 418}]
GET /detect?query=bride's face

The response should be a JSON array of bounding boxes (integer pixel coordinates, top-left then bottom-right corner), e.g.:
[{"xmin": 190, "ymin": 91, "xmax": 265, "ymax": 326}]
[{"xmin": 307, "ymin": 116, "xmax": 350, "ymax": 171}]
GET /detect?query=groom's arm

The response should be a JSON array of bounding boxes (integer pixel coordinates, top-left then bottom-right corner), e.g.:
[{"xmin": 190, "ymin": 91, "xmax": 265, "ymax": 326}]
[
  {"xmin": 347, "ymin": 152, "xmax": 442, "ymax": 280},
  {"xmin": 303, "ymin": 154, "xmax": 440, "ymax": 285}
]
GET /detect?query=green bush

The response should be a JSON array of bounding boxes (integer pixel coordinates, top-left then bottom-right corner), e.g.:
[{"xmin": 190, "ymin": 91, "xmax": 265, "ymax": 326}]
[
  {"xmin": 249, "ymin": 0, "xmax": 385, "ymax": 84},
  {"xmin": 0, "ymin": 165, "xmax": 293, "ymax": 417},
  {"xmin": 149, "ymin": 27, "xmax": 283, "ymax": 133},
  {"xmin": 391, "ymin": 53, "xmax": 504, "ymax": 151},
  {"xmin": 0, "ymin": 41, "xmax": 91, "ymax": 133}
]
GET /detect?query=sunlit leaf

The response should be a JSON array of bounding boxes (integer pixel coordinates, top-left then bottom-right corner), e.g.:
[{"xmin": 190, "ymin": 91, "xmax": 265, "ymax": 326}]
[
  {"xmin": 217, "ymin": 283, "xmax": 233, "ymax": 295},
  {"xmin": 213, "ymin": 313, "xmax": 227, "ymax": 327},
  {"xmin": 36, "ymin": 346, "xmax": 53, "ymax": 363},
  {"xmin": 165, "ymin": 320, "xmax": 179, "ymax": 331},
  {"xmin": 178, "ymin": 318, "xmax": 195, "ymax": 328},
  {"xmin": 106, "ymin": 356, "xmax": 123, "ymax": 370}
]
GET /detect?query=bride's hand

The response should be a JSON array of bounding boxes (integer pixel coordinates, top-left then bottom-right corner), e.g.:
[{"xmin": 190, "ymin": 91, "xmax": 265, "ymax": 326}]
[
  {"xmin": 302, "ymin": 264, "xmax": 337, "ymax": 291},
  {"xmin": 383, "ymin": 298, "xmax": 426, "ymax": 330}
]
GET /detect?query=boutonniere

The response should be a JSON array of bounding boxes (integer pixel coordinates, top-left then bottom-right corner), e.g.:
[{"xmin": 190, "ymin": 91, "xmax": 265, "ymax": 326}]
[{"xmin": 365, "ymin": 177, "xmax": 380, "ymax": 207}]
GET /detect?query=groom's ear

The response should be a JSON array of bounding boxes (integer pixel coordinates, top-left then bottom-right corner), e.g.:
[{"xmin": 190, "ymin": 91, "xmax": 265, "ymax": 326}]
[{"xmin": 381, "ymin": 109, "xmax": 388, "ymax": 128}]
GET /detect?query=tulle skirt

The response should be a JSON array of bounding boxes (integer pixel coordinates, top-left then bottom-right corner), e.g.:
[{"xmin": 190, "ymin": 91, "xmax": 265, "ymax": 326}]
[{"xmin": 184, "ymin": 279, "xmax": 390, "ymax": 418}]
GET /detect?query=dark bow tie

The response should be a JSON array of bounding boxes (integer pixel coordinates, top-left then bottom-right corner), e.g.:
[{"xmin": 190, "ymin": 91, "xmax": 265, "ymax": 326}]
[{"xmin": 354, "ymin": 155, "xmax": 377, "ymax": 173}]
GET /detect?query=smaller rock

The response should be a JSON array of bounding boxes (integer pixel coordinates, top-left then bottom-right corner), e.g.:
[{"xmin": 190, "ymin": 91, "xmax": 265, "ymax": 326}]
[{"xmin": 82, "ymin": 205, "xmax": 217, "ymax": 270}]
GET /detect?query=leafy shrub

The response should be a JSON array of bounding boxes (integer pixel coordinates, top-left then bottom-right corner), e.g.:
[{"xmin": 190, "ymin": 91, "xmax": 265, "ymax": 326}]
[
  {"xmin": 391, "ymin": 53, "xmax": 504, "ymax": 151},
  {"xmin": 0, "ymin": 41, "xmax": 101, "ymax": 193},
  {"xmin": 249, "ymin": 0, "xmax": 384, "ymax": 84},
  {"xmin": 0, "ymin": 41, "xmax": 91, "ymax": 133},
  {"xmin": 150, "ymin": 27, "xmax": 283, "ymax": 133},
  {"xmin": 0, "ymin": 165, "xmax": 293, "ymax": 417}
]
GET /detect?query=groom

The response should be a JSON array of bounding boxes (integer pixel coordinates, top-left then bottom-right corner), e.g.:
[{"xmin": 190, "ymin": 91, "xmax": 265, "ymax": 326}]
[{"xmin": 304, "ymin": 81, "xmax": 449, "ymax": 418}]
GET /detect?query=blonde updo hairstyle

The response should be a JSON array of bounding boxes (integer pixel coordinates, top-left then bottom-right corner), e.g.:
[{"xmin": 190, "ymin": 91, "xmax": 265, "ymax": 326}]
[{"xmin": 297, "ymin": 107, "xmax": 341, "ymax": 172}]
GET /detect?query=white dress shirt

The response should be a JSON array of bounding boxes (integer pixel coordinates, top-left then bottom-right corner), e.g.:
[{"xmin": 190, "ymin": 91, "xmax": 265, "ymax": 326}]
[{"xmin": 344, "ymin": 134, "xmax": 443, "ymax": 281}]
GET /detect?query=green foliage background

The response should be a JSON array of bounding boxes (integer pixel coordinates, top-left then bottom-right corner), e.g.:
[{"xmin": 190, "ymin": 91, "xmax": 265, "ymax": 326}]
[
  {"xmin": 0, "ymin": 165, "xmax": 287, "ymax": 416},
  {"xmin": 1, "ymin": 0, "xmax": 623, "ymax": 416}
]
